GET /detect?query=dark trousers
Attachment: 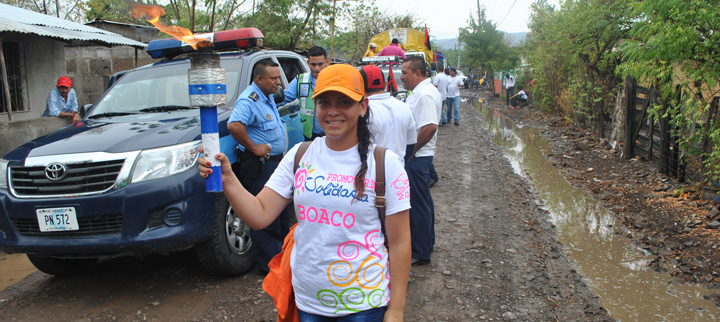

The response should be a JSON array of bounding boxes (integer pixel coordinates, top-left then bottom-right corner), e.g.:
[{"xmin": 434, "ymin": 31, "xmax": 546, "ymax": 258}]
[
  {"xmin": 405, "ymin": 155, "xmax": 435, "ymax": 260},
  {"xmin": 233, "ymin": 159, "xmax": 290, "ymax": 273},
  {"xmin": 429, "ymin": 162, "xmax": 438, "ymax": 182},
  {"xmin": 511, "ymin": 96, "xmax": 527, "ymax": 107},
  {"xmin": 505, "ymin": 86, "xmax": 514, "ymax": 106}
]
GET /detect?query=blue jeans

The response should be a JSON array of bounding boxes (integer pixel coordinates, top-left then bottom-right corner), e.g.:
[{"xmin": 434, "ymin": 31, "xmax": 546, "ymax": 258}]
[
  {"xmin": 297, "ymin": 306, "xmax": 387, "ymax": 322},
  {"xmin": 440, "ymin": 98, "xmax": 448, "ymax": 124},
  {"xmin": 446, "ymin": 96, "xmax": 460, "ymax": 123},
  {"xmin": 429, "ymin": 162, "xmax": 438, "ymax": 182},
  {"xmin": 405, "ymin": 155, "xmax": 435, "ymax": 259}
]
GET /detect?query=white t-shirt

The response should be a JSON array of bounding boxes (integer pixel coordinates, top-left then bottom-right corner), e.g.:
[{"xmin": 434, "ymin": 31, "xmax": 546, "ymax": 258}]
[
  {"xmin": 446, "ymin": 76, "xmax": 464, "ymax": 98},
  {"xmin": 432, "ymin": 73, "xmax": 449, "ymax": 100},
  {"xmin": 405, "ymin": 78, "xmax": 442, "ymax": 158},
  {"xmin": 517, "ymin": 90, "xmax": 527, "ymax": 100},
  {"xmin": 368, "ymin": 93, "xmax": 417, "ymax": 161},
  {"xmin": 265, "ymin": 139, "xmax": 411, "ymax": 317},
  {"xmin": 504, "ymin": 76, "xmax": 515, "ymax": 89}
]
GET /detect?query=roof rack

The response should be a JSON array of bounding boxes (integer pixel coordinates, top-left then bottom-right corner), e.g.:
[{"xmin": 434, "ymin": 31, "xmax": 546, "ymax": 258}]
[{"xmin": 360, "ymin": 56, "xmax": 402, "ymax": 64}]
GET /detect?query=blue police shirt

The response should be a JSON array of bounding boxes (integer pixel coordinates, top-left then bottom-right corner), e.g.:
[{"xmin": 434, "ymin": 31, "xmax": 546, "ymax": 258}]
[
  {"xmin": 282, "ymin": 75, "xmax": 324, "ymax": 135},
  {"xmin": 229, "ymin": 83, "xmax": 287, "ymax": 156}
]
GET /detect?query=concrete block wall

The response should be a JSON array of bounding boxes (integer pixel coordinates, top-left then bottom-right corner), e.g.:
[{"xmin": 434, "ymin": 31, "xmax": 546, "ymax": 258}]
[
  {"xmin": 64, "ymin": 46, "xmax": 155, "ymax": 107},
  {"xmin": 0, "ymin": 117, "xmax": 70, "ymax": 156}
]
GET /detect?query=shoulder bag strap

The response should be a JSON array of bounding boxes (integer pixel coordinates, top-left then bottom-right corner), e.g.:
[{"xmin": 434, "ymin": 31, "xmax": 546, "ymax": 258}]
[{"xmin": 373, "ymin": 146, "xmax": 387, "ymax": 247}]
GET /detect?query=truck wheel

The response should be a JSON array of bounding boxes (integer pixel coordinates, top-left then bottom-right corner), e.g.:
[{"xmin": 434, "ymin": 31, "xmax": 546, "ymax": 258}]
[
  {"xmin": 195, "ymin": 194, "xmax": 255, "ymax": 275},
  {"xmin": 26, "ymin": 254, "xmax": 97, "ymax": 276}
]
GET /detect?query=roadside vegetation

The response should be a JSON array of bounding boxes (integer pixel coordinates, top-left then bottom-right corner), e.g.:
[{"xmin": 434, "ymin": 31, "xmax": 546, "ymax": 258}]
[{"xmin": 525, "ymin": 0, "xmax": 720, "ymax": 186}]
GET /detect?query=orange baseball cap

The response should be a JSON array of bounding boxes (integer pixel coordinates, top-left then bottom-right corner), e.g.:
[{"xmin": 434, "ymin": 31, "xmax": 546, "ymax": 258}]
[
  {"xmin": 57, "ymin": 76, "xmax": 72, "ymax": 88},
  {"xmin": 312, "ymin": 64, "xmax": 365, "ymax": 101}
]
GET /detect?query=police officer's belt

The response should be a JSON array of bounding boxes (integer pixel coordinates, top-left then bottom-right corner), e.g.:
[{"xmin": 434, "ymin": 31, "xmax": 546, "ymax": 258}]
[{"xmin": 238, "ymin": 149, "xmax": 283, "ymax": 162}]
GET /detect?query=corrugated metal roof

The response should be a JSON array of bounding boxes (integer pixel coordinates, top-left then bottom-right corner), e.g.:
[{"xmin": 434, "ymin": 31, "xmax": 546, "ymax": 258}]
[{"xmin": 0, "ymin": 3, "xmax": 147, "ymax": 48}]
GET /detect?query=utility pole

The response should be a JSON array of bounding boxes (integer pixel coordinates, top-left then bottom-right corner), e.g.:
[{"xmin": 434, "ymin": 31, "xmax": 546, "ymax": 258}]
[{"xmin": 477, "ymin": 0, "xmax": 482, "ymax": 23}]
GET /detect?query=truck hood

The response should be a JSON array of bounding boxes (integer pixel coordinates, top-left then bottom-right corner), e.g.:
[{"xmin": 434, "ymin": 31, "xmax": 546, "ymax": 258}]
[{"xmin": 21, "ymin": 113, "xmax": 203, "ymax": 159}]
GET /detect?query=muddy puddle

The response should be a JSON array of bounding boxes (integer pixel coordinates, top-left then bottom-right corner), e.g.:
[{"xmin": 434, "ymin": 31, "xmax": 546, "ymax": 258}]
[
  {"xmin": 474, "ymin": 100, "xmax": 719, "ymax": 321},
  {"xmin": 0, "ymin": 251, "xmax": 36, "ymax": 292}
]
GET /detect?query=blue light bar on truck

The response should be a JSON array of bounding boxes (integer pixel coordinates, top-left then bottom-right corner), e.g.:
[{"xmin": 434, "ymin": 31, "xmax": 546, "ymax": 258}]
[{"xmin": 146, "ymin": 28, "xmax": 265, "ymax": 59}]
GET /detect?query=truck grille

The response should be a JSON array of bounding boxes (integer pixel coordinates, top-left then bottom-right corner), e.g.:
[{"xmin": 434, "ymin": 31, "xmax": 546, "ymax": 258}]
[
  {"xmin": 13, "ymin": 214, "xmax": 123, "ymax": 237},
  {"xmin": 10, "ymin": 160, "xmax": 125, "ymax": 196}
]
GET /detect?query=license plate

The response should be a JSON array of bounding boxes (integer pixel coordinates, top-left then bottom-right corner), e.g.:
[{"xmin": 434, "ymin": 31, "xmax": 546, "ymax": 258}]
[{"xmin": 36, "ymin": 207, "xmax": 79, "ymax": 232}]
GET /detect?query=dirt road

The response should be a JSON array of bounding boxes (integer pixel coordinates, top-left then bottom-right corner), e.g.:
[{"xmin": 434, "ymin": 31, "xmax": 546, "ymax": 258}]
[{"xmin": 0, "ymin": 88, "xmax": 612, "ymax": 321}]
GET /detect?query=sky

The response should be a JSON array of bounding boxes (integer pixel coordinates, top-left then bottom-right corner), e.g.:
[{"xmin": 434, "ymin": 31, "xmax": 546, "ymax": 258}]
[{"xmin": 376, "ymin": 0, "xmax": 560, "ymax": 39}]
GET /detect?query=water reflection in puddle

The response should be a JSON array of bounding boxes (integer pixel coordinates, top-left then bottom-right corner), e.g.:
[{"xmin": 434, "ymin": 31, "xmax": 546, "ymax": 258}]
[
  {"xmin": 0, "ymin": 251, "xmax": 36, "ymax": 292},
  {"xmin": 476, "ymin": 102, "xmax": 719, "ymax": 321}
]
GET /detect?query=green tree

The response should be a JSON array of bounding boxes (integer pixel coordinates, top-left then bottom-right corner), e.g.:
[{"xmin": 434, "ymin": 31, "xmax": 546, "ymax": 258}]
[
  {"xmin": 459, "ymin": 7, "xmax": 519, "ymax": 73},
  {"xmin": 618, "ymin": 0, "xmax": 720, "ymax": 181},
  {"xmin": 85, "ymin": 0, "xmax": 151, "ymax": 22},
  {"xmin": 526, "ymin": 0, "xmax": 630, "ymax": 136},
  {"xmin": 235, "ymin": 0, "xmax": 333, "ymax": 50}
]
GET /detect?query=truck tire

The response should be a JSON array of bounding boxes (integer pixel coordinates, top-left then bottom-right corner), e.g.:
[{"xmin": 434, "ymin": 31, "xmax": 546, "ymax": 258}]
[
  {"xmin": 195, "ymin": 193, "xmax": 255, "ymax": 276},
  {"xmin": 26, "ymin": 254, "xmax": 97, "ymax": 276}
]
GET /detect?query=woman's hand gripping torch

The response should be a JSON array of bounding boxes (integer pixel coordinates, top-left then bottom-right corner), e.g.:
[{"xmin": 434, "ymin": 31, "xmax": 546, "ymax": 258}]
[{"xmin": 189, "ymin": 46, "xmax": 226, "ymax": 192}]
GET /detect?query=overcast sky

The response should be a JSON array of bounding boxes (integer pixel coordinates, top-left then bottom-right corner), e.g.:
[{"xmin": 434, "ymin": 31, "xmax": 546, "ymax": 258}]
[{"xmin": 376, "ymin": 0, "xmax": 560, "ymax": 39}]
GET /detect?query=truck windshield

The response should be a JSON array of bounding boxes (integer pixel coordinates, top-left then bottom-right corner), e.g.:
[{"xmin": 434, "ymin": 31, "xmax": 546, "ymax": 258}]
[{"xmin": 89, "ymin": 61, "xmax": 241, "ymax": 117}]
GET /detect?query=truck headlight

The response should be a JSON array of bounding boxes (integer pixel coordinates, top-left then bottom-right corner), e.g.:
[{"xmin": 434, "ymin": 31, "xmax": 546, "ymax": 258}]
[
  {"xmin": 0, "ymin": 159, "xmax": 8, "ymax": 189},
  {"xmin": 130, "ymin": 141, "xmax": 201, "ymax": 183}
]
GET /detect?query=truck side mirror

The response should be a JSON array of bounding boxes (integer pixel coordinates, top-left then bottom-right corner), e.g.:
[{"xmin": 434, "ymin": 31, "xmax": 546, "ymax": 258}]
[
  {"xmin": 274, "ymin": 87, "xmax": 285, "ymax": 105},
  {"xmin": 80, "ymin": 104, "xmax": 92, "ymax": 118}
]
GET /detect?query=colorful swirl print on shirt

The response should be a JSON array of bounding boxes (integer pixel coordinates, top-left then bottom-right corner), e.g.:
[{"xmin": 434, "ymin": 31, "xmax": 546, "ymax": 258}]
[
  {"xmin": 294, "ymin": 161, "xmax": 314, "ymax": 195},
  {"xmin": 317, "ymin": 232, "xmax": 388, "ymax": 314},
  {"xmin": 293, "ymin": 163, "xmax": 389, "ymax": 313}
]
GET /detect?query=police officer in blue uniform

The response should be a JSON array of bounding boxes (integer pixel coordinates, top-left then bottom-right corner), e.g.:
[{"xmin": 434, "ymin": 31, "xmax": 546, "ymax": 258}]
[{"xmin": 228, "ymin": 59, "xmax": 289, "ymax": 273}]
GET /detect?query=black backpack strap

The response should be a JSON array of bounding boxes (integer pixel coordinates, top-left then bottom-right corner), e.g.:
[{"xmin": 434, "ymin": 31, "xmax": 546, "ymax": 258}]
[{"xmin": 373, "ymin": 146, "xmax": 387, "ymax": 247}]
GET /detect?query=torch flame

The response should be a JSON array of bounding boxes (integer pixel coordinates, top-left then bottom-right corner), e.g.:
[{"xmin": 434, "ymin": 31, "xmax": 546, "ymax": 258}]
[{"xmin": 131, "ymin": 3, "xmax": 211, "ymax": 49}]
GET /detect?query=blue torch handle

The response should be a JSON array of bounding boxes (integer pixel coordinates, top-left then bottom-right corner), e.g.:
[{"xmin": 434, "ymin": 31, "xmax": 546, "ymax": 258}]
[{"xmin": 200, "ymin": 106, "xmax": 223, "ymax": 192}]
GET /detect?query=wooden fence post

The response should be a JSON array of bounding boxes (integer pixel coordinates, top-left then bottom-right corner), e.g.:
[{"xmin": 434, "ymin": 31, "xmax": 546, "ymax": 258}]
[
  {"xmin": 660, "ymin": 99, "xmax": 672, "ymax": 176},
  {"xmin": 701, "ymin": 97, "xmax": 720, "ymax": 179},
  {"xmin": 623, "ymin": 76, "xmax": 635, "ymax": 159}
]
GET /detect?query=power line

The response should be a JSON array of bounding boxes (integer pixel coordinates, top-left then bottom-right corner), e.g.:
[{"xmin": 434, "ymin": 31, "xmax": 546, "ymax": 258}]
[{"xmin": 497, "ymin": 0, "xmax": 518, "ymax": 27}]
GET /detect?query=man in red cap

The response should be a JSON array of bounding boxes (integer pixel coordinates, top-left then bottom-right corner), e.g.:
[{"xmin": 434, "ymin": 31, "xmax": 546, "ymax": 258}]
[{"xmin": 42, "ymin": 76, "xmax": 80, "ymax": 124}]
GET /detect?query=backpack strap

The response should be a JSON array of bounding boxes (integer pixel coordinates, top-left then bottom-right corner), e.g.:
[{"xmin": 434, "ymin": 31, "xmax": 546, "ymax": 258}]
[
  {"xmin": 373, "ymin": 146, "xmax": 387, "ymax": 247},
  {"xmin": 294, "ymin": 142, "xmax": 312, "ymax": 175}
]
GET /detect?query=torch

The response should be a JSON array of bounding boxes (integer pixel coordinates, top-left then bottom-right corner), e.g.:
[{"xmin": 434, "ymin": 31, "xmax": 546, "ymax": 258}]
[
  {"xmin": 132, "ymin": 3, "xmax": 242, "ymax": 192},
  {"xmin": 189, "ymin": 44, "xmax": 226, "ymax": 192}
]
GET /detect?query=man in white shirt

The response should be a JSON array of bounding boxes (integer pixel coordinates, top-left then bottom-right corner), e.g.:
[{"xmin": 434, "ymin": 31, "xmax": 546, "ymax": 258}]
[
  {"xmin": 509, "ymin": 87, "xmax": 528, "ymax": 108},
  {"xmin": 360, "ymin": 65, "xmax": 417, "ymax": 161},
  {"xmin": 401, "ymin": 55, "xmax": 442, "ymax": 266},
  {"xmin": 446, "ymin": 68, "xmax": 464, "ymax": 126},
  {"xmin": 432, "ymin": 67, "xmax": 449, "ymax": 125},
  {"xmin": 504, "ymin": 73, "xmax": 515, "ymax": 108}
]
